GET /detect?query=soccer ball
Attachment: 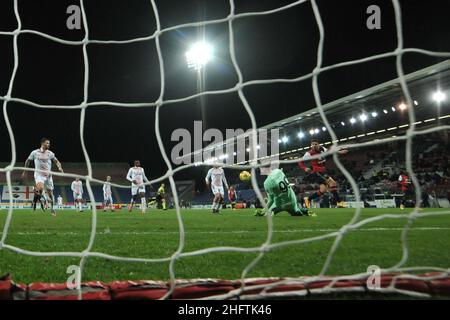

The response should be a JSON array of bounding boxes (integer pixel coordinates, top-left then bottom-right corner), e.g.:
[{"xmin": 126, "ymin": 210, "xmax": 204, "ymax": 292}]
[{"xmin": 239, "ymin": 171, "xmax": 251, "ymax": 182}]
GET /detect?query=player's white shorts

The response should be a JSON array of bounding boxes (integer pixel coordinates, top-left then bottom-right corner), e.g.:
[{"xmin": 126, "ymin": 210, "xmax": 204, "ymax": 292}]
[
  {"xmin": 73, "ymin": 192, "xmax": 83, "ymax": 200},
  {"xmin": 131, "ymin": 185, "xmax": 145, "ymax": 196},
  {"xmin": 104, "ymin": 194, "xmax": 113, "ymax": 204},
  {"xmin": 211, "ymin": 185, "xmax": 224, "ymax": 196},
  {"xmin": 34, "ymin": 174, "xmax": 54, "ymax": 190}
]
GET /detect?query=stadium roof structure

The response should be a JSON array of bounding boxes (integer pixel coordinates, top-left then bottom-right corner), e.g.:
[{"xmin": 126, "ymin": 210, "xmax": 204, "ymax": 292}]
[
  {"xmin": 264, "ymin": 59, "xmax": 450, "ymax": 160},
  {"xmin": 180, "ymin": 60, "xmax": 450, "ymax": 164},
  {"xmin": 263, "ymin": 59, "xmax": 450, "ymax": 133}
]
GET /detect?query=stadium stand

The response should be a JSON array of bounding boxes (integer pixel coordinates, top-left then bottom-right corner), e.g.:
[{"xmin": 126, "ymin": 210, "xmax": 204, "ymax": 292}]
[
  {"xmin": 2, "ymin": 134, "xmax": 449, "ymax": 208},
  {"xmin": 0, "ymin": 163, "xmax": 195, "ymax": 207},
  {"xmin": 189, "ymin": 133, "xmax": 450, "ymax": 209}
]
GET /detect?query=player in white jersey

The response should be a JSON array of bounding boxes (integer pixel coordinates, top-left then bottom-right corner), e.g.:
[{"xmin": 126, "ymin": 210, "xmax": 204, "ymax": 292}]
[
  {"xmin": 21, "ymin": 138, "xmax": 64, "ymax": 216},
  {"xmin": 126, "ymin": 160, "xmax": 149, "ymax": 214},
  {"xmin": 205, "ymin": 165, "xmax": 229, "ymax": 214},
  {"xmin": 71, "ymin": 177, "xmax": 84, "ymax": 212},
  {"xmin": 103, "ymin": 176, "xmax": 115, "ymax": 212},
  {"xmin": 57, "ymin": 195, "xmax": 64, "ymax": 210}
]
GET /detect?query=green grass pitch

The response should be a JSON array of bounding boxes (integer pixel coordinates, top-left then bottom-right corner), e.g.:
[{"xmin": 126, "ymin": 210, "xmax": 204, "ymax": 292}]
[{"xmin": 0, "ymin": 208, "xmax": 449, "ymax": 284}]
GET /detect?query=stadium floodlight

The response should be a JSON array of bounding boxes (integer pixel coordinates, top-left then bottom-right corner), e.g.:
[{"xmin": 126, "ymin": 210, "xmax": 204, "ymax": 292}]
[
  {"xmin": 185, "ymin": 41, "xmax": 213, "ymax": 70},
  {"xmin": 309, "ymin": 129, "xmax": 315, "ymax": 135},
  {"xmin": 371, "ymin": 112, "xmax": 378, "ymax": 118},
  {"xmin": 398, "ymin": 103, "xmax": 407, "ymax": 110},
  {"xmin": 359, "ymin": 114, "xmax": 368, "ymax": 122},
  {"xmin": 414, "ymin": 100, "xmax": 419, "ymax": 106},
  {"xmin": 281, "ymin": 136, "xmax": 289, "ymax": 143},
  {"xmin": 314, "ymin": 128, "xmax": 320, "ymax": 134},
  {"xmin": 246, "ymin": 148, "xmax": 250, "ymax": 152},
  {"xmin": 298, "ymin": 131, "xmax": 305, "ymax": 139},
  {"xmin": 341, "ymin": 121, "xmax": 345, "ymax": 126},
  {"xmin": 322, "ymin": 126, "xmax": 327, "ymax": 132},
  {"xmin": 383, "ymin": 109, "xmax": 389, "ymax": 114},
  {"xmin": 433, "ymin": 90, "xmax": 446, "ymax": 103},
  {"xmin": 391, "ymin": 106, "xmax": 396, "ymax": 112},
  {"xmin": 349, "ymin": 117, "xmax": 356, "ymax": 124},
  {"xmin": 233, "ymin": 152, "xmax": 237, "ymax": 156}
]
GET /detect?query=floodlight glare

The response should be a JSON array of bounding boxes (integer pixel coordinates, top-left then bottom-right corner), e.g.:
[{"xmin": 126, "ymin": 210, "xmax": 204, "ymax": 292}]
[
  {"xmin": 383, "ymin": 109, "xmax": 388, "ymax": 114},
  {"xmin": 309, "ymin": 129, "xmax": 315, "ymax": 135},
  {"xmin": 322, "ymin": 127, "xmax": 327, "ymax": 132},
  {"xmin": 371, "ymin": 112, "xmax": 378, "ymax": 118},
  {"xmin": 314, "ymin": 128, "xmax": 320, "ymax": 134},
  {"xmin": 341, "ymin": 121, "xmax": 345, "ymax": 126},
  {"xmin": 281, "ymin": 136, "xmax": 289, "ymax": 143},
  {"xmin": 298, "ymin": 131, "xmax": 305, "ymax": 138},
  {"xmin": 398, "ymin": 103, "xmax": 407, "ymax": 110},
  {"xmin": 414, "ymin": 100, "xmax": 419, "ymax": 106},
  {"xmin": 205, "ymin": 157, "xmax": 217, "ymax": 164},
  {"xmin": 359, "ymin": 114, "xmax": 368, "ymax": 122},
  {"xmin": 433, "ymin": 91, "xmax": 446, "ymax": 103},
  {"xmin": 350, "ymin": 117, "xmax": 356, "ymax": 124},
  {"xmin": 185, "ymin": 41, "xmax": 213, "ymax": 70},
  {"xmin": 391, "ymin": 107, "xmax": 396, "ymax": 112}
]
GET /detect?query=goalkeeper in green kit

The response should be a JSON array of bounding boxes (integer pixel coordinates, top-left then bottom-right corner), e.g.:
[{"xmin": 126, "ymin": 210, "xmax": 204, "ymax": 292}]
[{"xmin": 255, "ymin": 168, "xmax": 315, "ymax": 217}]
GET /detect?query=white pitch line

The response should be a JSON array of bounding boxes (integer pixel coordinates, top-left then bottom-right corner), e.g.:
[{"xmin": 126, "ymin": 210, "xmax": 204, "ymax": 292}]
[{"xmin": 1, "ymin": 227, "xmax": 449, "ymax": 236}]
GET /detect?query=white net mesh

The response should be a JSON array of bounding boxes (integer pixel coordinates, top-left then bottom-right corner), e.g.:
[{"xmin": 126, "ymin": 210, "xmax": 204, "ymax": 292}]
[{"xmin": 0, "ymin": 0, "xmax": 450, "ymax": 300}]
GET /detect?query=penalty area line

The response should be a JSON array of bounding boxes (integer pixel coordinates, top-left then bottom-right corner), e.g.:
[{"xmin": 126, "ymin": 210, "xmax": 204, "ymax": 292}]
[{"xmin": 1, "ymin": 226, "xmax": 450, "ymax": 236}]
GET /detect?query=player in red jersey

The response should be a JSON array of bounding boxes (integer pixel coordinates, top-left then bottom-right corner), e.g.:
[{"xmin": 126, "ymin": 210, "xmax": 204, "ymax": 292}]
[
  {"xmin": 298, "ymin": 139, "xmax": 348, "ymax": 208},
  {"xmin": 398, "ymin": 171, "xmax": 412, "ymax": 209},
  {"xmin": 228, "ymin": 186, "xmax": 237, "ymax": 209}
]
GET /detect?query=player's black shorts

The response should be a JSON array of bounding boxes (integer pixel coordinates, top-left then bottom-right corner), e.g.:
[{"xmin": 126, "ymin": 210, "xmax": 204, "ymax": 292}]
[
  {"xmin": 402, "ymin": 186, "xmax": 414, "ymax": 198},
  {"xmin": 156, "ymin": 194, "xmax": 163, "ymax": 201},
  {"xmin": 310, "ymin": 172, "xmax": 330, "ymax": 185}
]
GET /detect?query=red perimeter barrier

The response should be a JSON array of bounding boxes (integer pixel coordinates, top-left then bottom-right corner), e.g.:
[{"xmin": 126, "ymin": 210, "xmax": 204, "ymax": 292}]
[{"xmin": 1, "ymin": 273, "xmax": 450, "ymax": 300}]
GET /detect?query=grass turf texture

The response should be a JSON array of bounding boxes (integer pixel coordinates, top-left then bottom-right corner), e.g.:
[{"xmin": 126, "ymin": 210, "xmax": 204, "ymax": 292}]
[{"xmin": 0, "ymin": 208, "xmax": 449, "ymax": 284}]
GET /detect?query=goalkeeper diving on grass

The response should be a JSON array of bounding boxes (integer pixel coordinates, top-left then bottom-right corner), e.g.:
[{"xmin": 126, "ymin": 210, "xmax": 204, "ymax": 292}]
[{"xmin": 255, "ymin": 168, "xmax": 315, "ymax": 217}]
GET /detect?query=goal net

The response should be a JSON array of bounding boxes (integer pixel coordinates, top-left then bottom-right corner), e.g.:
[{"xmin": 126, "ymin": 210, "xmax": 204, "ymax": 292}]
[{"xmin": 1, "ymin": 0, "xmax": 450, "ymax": 300}]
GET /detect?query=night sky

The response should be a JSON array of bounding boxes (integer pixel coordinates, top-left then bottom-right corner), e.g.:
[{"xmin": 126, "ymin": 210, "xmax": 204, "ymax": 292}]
[{"xmin": 0, "ymin": 0, "xmax": 449, "ymax": 181}]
